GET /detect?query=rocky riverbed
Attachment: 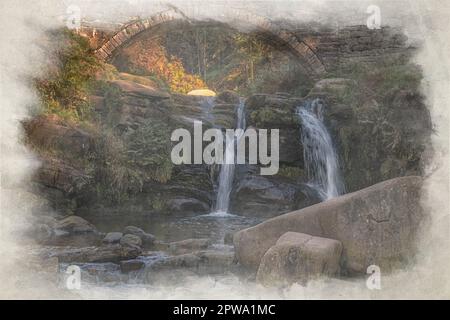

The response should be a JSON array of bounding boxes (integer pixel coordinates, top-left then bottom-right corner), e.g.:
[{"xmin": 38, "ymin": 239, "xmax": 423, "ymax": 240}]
[
  {"xmin": 24, "ymin": 175, "xmax": 424, "ymax": 290},
  {"xmin": 19, "ymin": 23, "xmax": 433, "ymax": 290}
]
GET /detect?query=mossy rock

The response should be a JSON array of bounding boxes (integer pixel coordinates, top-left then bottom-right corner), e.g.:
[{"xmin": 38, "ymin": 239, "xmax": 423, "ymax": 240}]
[{"xmin": 246, "ymin": 94, "xmax": 302, "ymax": 128}]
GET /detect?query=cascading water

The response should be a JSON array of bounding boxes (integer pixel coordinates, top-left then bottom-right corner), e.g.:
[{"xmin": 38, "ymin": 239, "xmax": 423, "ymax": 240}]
[
  {"xmin": 213, "ymin": 99, "xmax": 246, "ymax": 214},
  {"xmin": 297, "ymin": 99, "xmax": 345, "ymax": 200}
]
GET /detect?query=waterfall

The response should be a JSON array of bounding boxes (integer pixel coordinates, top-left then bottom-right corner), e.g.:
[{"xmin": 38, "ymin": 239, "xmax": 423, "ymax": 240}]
[
  {"xmin": 297, "ymin": 99, "xmax": 345, "ymax": 200},
  {"xmin": 213, "ymin": 99, "xmax": 246, "ymax": 214}
]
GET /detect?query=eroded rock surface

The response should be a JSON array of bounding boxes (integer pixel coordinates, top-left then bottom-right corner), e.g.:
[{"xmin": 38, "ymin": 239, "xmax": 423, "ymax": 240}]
[{"xmin": 256, "ymin": 232, "xmax": 342, "ymax": 286}]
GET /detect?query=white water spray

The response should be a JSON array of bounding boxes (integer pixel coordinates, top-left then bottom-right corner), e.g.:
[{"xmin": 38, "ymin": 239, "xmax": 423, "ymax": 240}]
[
  {"xmin": 297, "ymin": 99, "xmax": 345, "ymax": 200},
  {"xmin": 213, "ymin": 99, "xmax": 246, "ymax": 214}
]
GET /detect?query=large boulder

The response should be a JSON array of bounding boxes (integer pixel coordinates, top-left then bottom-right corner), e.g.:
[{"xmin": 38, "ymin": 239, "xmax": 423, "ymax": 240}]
[
  {"xmin": 102, "ymin": 232, "xmax": 123, "ymax": 244},
  {"xmin": 234, "ymin": 176, "xmax": 424, "ymax": 274},
  {"xmin": 256, "ymin": 232, "xmax": 342, "ymax": 286}
]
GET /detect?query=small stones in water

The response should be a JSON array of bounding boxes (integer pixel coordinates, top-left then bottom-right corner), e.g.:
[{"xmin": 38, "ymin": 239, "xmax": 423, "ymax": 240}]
[
  {"xmin": 103, "ymin": 232, "xmax": 123, "ymax": 244},
  {"xmin": 55, "ymin": 215, "xmax": 97, "ymax": 234},
  {"xmin": 120, "ymin": 234, "xmax": 142, "ymax": 247},
  {"xmin": 123, "ymin": 226, "xmax": 155, "ymax": 247}
]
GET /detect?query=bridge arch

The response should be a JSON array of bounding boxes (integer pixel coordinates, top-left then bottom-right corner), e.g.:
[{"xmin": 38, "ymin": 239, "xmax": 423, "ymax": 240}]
[{"xmin": 94, "ymin": 9, "xmax": 326, "ymax": 78}]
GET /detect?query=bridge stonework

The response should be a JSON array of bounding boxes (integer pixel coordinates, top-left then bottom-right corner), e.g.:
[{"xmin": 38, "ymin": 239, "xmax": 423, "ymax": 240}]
[
  {"xmin": 92, "ymin": 9, "xmax": 327, "ymax": 79},
  {"xmin": 94, "ymin": 10, "xmax": 180, "ymax": 61},
  {"xmin": 90, "ymin": 9, "xmax": 411, "ymax": 80}
]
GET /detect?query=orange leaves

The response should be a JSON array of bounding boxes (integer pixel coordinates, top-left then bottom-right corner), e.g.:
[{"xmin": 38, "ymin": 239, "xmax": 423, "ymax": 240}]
[{"xmin": 121, "ymin": 38, "xmax": 206, "ymax": 93}]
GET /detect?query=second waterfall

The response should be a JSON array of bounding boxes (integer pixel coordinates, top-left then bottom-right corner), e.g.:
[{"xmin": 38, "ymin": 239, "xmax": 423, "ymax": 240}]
[
  {"xmin": 213, "ymin": 99, "xmax": 246, "ymax": 215},
  {"xmin": 297, "ymin": 99, "xmax": 345, "ymax": 200}
]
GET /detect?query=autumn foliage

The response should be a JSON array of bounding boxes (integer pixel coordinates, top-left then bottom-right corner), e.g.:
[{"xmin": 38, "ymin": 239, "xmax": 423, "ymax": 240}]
[{"xmin": 118, "ymin": 39, "xmax": 206, "ymax": 93}]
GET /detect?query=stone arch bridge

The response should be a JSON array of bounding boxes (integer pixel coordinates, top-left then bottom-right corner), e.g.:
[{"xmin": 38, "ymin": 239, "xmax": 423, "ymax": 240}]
[{"xmin": 90, "ymin": 8, "xmax": 327, "ymax": 79}]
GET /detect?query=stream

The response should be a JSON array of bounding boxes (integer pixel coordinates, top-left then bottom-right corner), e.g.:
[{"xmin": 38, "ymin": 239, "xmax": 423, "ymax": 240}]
[
  {"xmin": 90, "ymin": 213, "xmax": 262, "ymax": 244},
  {"xmin": 57, "ymin": 97, "xmax": 344, "ymax": 288}
]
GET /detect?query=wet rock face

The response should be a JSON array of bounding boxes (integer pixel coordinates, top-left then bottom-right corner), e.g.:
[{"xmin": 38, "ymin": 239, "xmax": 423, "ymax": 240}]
[
  {"xmin": 230, "ymin": 172, "xmax": 321, "ymax": 217},
  {"xmin": 245, "ymin": 94, "xmax": 304, "ymax": 165},
  {"xmin": 230, "ymin": 94, "xmax": 319, "ymax": 217},
  {"xmin": 26, "ymin": 58, "xmax": 430, "ymax": 221},
  {"xmin": 27, "ymin": 83, "xmax": 217, "ymax": 218},
  {"xmin": 158, "ymin": 165, "xmax": 214, "ymax": 216},
  {"xmin": 234, "ymin": 176, "xmax": 424, "ymax": 274},
  {"xmin": 308, "ymin": 77, "xmax": 432, "ymax": 193}
]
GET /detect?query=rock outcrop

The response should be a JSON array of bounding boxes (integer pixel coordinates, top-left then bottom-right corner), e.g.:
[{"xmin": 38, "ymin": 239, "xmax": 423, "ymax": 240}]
[
  {"xmin": 34, "ymin": 157, "xmax": 91, "ymax": 209},
  {"xmin": 234, "ymin": 176, "xmax": 424, "ymax": 274},
  {"xmin": 24, "ymin": 115, "xmax": 93, "ymax": 158},
  {"xmin": 309, "ymin": 77, "xmax": 432, "ymax": 193},
  {"xmin": 26, "ymin": 40, "xmax": 430, "ymax": 221},
  {"xmin": 227, "ymin": 94, "xmax": 322, "ymax": 217}
]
